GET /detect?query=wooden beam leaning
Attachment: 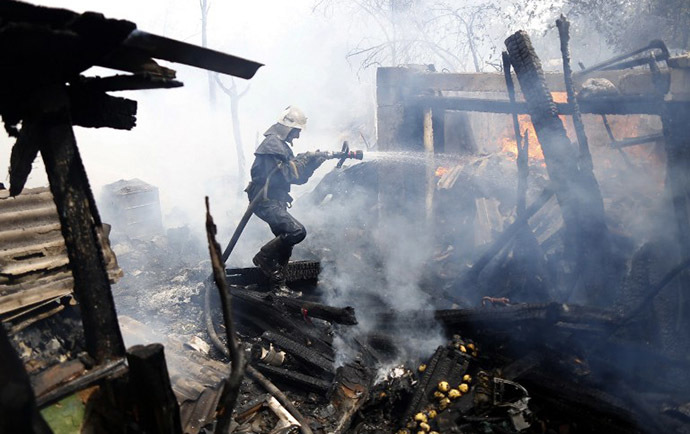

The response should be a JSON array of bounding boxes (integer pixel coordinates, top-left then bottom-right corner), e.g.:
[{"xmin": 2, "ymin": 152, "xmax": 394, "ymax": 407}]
[{"xmin": 29, "ymin": 85, "xmax": 125, "ymax": 362}]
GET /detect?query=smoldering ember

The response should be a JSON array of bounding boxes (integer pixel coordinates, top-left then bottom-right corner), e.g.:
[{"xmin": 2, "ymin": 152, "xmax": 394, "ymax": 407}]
[{"xmin": 2, "ymin": 1, "xmax": 690, "ymax": 434}]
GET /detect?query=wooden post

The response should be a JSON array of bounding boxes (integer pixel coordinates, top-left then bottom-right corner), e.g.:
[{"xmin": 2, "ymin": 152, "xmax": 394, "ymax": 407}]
[
  {"xmin": 424, "ymin": 107, "xmax": 435, "ymax": 222},
  {"xmin": 376, "ymin": 68, "xmax": 411, "ymax": 222},
  {"xmin": 30, "ymin": 86, "xmax": 125, "ymax": 362},
  {"xmin": 0, "ymin": 326, "xmax": 52, "ymax": 434},
  {"xmin": 126, "ymin": 344, "xmax": 182, "ymax": 434},
  {"xmin": 661, "ymin": 101, "xmax": 690, "ymax": 326}
]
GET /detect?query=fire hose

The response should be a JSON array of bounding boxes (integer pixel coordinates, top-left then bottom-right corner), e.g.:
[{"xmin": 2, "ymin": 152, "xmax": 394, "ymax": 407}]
[{"xmin": 204, "ymin": 142, "xmax": 363, "ymax": 432}]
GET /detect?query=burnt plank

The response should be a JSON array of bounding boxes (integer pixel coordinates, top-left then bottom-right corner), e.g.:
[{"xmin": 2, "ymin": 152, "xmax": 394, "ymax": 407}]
[
  {"xmin": 126, "ymin": 344, "xmax": 182, "ymax": 434},
  {"xmin": 75, "ymin": 74, "xmax": 183, "ymax": 92},
  {"xmin": 32, "ymin": 86, "xmax": 125, "ymax": 362},
  {"xmin": 68, "ymin": 88, "xmax": 137, "ymax": 130},
  {"xmin": 0, "ymin": 325, "xmax": 51, "ymax": 433}
]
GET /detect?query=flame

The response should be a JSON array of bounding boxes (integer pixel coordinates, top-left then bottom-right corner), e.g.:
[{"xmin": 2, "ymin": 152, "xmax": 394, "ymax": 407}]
[
  {"xmin": 435, "ymin": 166, "xmax": 449, "ymax": 177},
  {"xmin": 499, "ymin": 92, "xmax": 569, "ymax": 164},
  {"xmin": 500, "ymin": 115, "xmax": 545, "ymax": 161}
]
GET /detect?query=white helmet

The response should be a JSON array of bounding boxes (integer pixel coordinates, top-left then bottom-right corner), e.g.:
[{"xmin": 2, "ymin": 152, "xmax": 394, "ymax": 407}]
[{"xmin": 277, "ymin": 106, "xmax": 307, "ymax": 130}]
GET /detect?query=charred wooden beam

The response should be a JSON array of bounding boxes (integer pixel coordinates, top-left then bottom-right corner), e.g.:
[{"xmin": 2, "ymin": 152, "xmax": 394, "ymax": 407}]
[
  {"xmin": 328, "ymin": 362, "xmax": 373, "ymax": 434},
  {"xmin": 609, "ymin": 132, "xmax": 664, "ymax": 149},
  {"xmin": 435, "ymin": 303, "xmax": 618, "ymax": 328},
  {"xmin": 229, "ymin": 289, "xmax": 336, "ymax": 357},
  {"xmin": 204, "ymin": 198, "xmax": 246, "ymax": 434},
  {"xmin": 517, "ymin": 370, "xmax": 658, "ymax": 434},
  {"xmin": 262, "ymin": 331, "xmax": 335, "ymax": 376},
  {"xmin": 28, "ymin": 86, "xmax": 125, "ymax": 362},
  {"xmin": 662, "ymin": 101, "xmax": 690, "ymax": 261},
  {"xmin": 68, "ymin": 88, "xmax": 137, "ymax": 130},
  {"xmin": 402, "ymin": 345, "xmax": 469, "ymax": 426},
  {"xmin": 254, "ymin": 363, "xmax": 331, "ymax": 394},
  {"xmin": 0, "ymin": 325, "xmax": 51, "ymax": 433},
  {"xmin": 226, "ymin": 260, "xmax": 320, "ymax": 286},
  {"xmin": 374, "ymin": 303, "xmax": 618, "ymax": 332},
  {"xmin": 8, "ymin": 113, "xmax": 42, "ymax": 196},
  {"xmin": 413, "ymin": 95, "xmax": 667, "ymax": 115},
  {"xmin": 126, "ymin": 344, "xmax": 182, "ymax": 434},
  {"xmin": 271, "ymin": 295, "xmax": 357, "ymax": 325},
  {"xmin": 36, "ymin": 358, "xmax": 127, "ymax": 407},
  {"xmin": 464, "ymin": 186, "xmax": 554, "ymax": 282},
  {"xmin": 505, "ymin": 30, "xmax": 612, "ymax": 305},
  {"xmin": 75, "ymin": 73, "xmax": 183, "ymax": 92}
]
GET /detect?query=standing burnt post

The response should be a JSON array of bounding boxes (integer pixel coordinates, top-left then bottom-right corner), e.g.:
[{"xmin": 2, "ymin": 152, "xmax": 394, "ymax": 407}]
[
  {"xmin": 18, "ymin": 86, "xmax": 127, "ymax": 361},
  {"xmin": 505, "ymin": 30, "xmax": 611, "ymax": 304}
]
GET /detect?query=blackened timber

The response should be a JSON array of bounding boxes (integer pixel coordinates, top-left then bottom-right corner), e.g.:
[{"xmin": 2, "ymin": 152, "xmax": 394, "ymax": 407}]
[
  {"xmin": 262, "ymin": 331, "xmax": 335, "ymax": 376},
  {"xmin": 272, "ymin": 295, "xmax": 357, "ymax": 325},
  {"xmin": 609, "ymin": 132, "xmax": 664, "ymax": 149},
  {"xmin": 230, "ymin": 289, "xmax": 335, "ymax": 357},
  {"xmin": 126, "ymin": 344, "xmax": 182, "ymax": 434},
  {"xmin": 0, "ymin": 325, "xmax": 51, "ymax": 433},
  {"xmin": 373, "ymin": 303, "xmax": 619, "ymax": 331},
  {"xmin": 662, "ymin": 102, "xmax": 690, "ymax": 261},
  {"xmin": 401, "ymin": 346, "xmax": 449, "ymax": 423},
  {"xmin": 8, "ymin": 114, "xmax": 41, "ymax": 196},
  {"xmin": 33, "ymin": 86, "xmax": 125, "ymax": 362},
  {"xmin": 413, "ymin": 95, "xmax": 667, "ymax": 115},
  {"xmin": 465, "ymin": 186, "xmax": 554, "ymax": 281},
  {"xmin": 120, "ymin": 30, "xmax": 263, "ymax": 79},
  {"xmin": 557, "ymin": 16, "xmax": 595, "ymax": 173},
  {"xmin": 433, "ymin": 303, "xmax": 618, "ymax": 329},
  {"xmin": 68, "ymin": 88, "xmax": 137, "ymax": 130},
  {"xmin": 76, "ymin": 74, "xmax": 183, "ymax": 92},
  {"xmin": 36, "ymin": 358, "xmax": 127, "ymax": 407},
  {"xmin": 204, "ymin": 198, "xmax": 246, "ymax": 434},
  {"xmin": 254, "ymin": 363, "xmax": 331, "ymax": 394},
  {"xmin": 505, "ymin": 30, "xmax": 611, "ymax": 304}
]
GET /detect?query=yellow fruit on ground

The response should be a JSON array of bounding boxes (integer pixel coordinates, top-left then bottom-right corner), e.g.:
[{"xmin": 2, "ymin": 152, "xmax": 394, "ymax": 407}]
[
  {"xmin": 418, "ymin": 364, "xmax": 427, "ymax": 372},
  {"xmin": 467, "ymin": 343, "xmax": 475, "ymax": 350},
  {"xmin": 428, "ymin": 409, "xmax": 437, "ymax": 419},
  {"xmin": 459, "ymin": 383, "xmax": 469, "ymax": 393},
  {"xmin": 419, "ymin": 422, "xmax": 431, "ymax": 432},
  {"xmin": 463, "ymin": 374, "xmax": 471, "ymax": 382},
  {"xmin": 459, "ymin": 345, "xmax": 467, "ymax": 353},
  {"xmin": 438, "ymin": 381, "xmax": 450, "ymax": 392},
  {"xmin": 414, "ymin": 413, "xmax": 427, "ymax": 423},
  {"xmin": 448, "ymin": 389, "xmax": 461, "ymax": 399},
  {"xmin": 440, "ymin": 397, "xmax": 451, "ymax": 407},
  {"xmin": 433, "ymin": 391, "xmax": 445, "ymax": 400}
]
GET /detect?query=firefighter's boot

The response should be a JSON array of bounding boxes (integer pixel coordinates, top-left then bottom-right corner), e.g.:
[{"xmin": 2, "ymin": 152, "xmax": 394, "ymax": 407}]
[{"xmin": 253, "ymin": 236, "xmax": 287, "ymax": 282}]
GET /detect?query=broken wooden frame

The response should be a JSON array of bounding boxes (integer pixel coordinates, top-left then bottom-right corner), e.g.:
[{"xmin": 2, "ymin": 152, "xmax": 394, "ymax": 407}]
[{"xmin": 0, "ymin": 0, "xmax": 263, "ymax": 428}]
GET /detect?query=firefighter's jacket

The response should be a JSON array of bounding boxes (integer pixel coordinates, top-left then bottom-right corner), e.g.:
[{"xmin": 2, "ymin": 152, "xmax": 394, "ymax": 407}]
[{"xmin": 246, "ymin": 123, "xmax": 324, "ymax": 203}]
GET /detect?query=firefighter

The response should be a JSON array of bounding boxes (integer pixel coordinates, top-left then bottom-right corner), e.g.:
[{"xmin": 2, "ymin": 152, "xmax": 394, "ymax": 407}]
[{"xmin": 245, "ymin": 106, "xmax": 327, "ymax": 292}]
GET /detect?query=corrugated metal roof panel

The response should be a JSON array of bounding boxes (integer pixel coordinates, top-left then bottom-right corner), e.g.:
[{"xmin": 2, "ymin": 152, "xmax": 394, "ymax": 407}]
[{"xmin": 0, "ymin": 187, "xmax": 122, "ymax": 317}]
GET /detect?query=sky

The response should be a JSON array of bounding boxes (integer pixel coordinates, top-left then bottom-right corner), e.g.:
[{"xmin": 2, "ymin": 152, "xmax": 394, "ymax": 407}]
[{"xmin": 1, "ymin": 0, "xmax": 374, "ymax": 231}]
